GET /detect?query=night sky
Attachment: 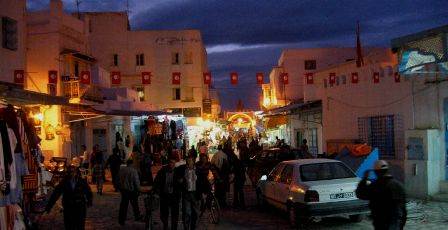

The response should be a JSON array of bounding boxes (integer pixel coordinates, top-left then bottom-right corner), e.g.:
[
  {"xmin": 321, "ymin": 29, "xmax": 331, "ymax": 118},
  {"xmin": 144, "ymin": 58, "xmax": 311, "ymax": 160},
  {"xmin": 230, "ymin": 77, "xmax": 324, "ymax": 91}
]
[{"xmin": 28, "ymin": 0, "xmax": 448, "ymax": 110}]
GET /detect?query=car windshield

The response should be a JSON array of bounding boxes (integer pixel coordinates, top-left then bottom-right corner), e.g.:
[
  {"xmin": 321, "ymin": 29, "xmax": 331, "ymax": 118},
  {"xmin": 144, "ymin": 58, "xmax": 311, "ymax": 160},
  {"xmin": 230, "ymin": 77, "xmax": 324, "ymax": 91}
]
[{"xmin": 300, "ymin": 162, "xmax": 356, "ymax": 182}]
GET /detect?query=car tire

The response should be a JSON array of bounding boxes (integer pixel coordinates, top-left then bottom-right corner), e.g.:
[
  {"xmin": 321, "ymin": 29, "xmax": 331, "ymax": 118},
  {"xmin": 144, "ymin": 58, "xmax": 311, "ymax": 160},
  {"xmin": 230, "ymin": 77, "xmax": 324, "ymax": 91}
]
[{"xmin": 349, "ymin": 214, "xmax": 364, "ymax": 222}]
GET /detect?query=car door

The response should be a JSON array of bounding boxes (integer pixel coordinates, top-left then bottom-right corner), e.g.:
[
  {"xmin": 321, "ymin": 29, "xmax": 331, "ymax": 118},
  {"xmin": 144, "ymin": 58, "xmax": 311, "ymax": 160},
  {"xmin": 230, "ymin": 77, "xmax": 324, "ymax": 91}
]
[
  {"xmin": 276, "ymin": 164, "xmax": 294, "ymax": 211},
  {"xmin": 264, "ymin": 163, "xmax": 284, "ymax": 206}
]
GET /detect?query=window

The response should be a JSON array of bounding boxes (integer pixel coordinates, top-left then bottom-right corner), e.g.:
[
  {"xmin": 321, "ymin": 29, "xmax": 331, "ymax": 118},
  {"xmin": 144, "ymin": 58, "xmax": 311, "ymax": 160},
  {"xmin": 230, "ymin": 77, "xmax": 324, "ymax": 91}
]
[
  {"xmin": 47, "ymin": 84, "xmax": 57, "ymax": 96},
  {"xmin": 341, "ymin": 75, "xmax": 347, "ymax": 84},
  {"xmin": 136, "ymin": 53, "xmax": 145, "ymax": 66},
  {"xmin": 358, "ymin": 115, "xmax": 401, "ymax": 159},
  {"xmin": 88, "ymin": 20, "xmax": 92, "ymax": 33},
  {"xmin": 336, "ymin": 76, "xmax": 340, "ymax": 85},
  {"xmin": 74, "ymin": 61, "xmax": 79, "ymax": 78},
  {"xmin": 300, "ymin": 162, "xmax": 355, "ymax": 182},
  {"xmin": 172, "ymin": 52, "xmax": 180, "ymax": 65},
  {"xmin": 2, "ymin": 17, "xmax": 18, "ymax": 50},
  {"xmin": 172, "ymin": 88, "xmax": 181, "ymax": 100},
  {"xmin": 136, "ymin": 86, "xmax": 145, "ymax": 101},
  {"xmin": 184, "ymin": 51, "xmax": 193, "ymax": 64},
  {"xmin": 309, "ymin": 128, "xmax": 318, "ymax": 156},
  {"xmin": 280, "ymin": 165, "xmax": 294, "ymax": 184},
  {"xmin": 113, "ymin": 54, "xmax": 118, "ymax": 66},
  {"xmin": 304, "ymin": 60, "xmax": 316, "ymax": 70}
]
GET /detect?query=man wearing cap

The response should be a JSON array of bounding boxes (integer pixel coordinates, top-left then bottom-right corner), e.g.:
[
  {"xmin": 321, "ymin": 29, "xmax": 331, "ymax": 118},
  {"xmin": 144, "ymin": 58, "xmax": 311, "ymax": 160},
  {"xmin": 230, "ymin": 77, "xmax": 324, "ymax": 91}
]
[{"xmin": 356, "ymin": 160, "xmax": 407, "ymax": 230}]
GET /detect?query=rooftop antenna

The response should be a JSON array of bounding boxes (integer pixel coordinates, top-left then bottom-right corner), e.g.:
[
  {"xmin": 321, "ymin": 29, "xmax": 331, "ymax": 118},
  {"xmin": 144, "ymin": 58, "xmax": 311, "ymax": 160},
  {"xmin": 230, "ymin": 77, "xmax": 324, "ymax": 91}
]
[{"xmin": 76, "ymin": 0, "xmax": 82, "ymax": 19}]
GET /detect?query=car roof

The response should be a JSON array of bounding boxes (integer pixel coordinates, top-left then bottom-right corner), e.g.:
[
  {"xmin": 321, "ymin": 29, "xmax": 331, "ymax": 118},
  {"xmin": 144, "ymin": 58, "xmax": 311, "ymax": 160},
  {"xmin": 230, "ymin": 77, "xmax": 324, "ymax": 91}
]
[{"xmin": 281, "ymin": 158, "xmax": 342, "ymax": 166}]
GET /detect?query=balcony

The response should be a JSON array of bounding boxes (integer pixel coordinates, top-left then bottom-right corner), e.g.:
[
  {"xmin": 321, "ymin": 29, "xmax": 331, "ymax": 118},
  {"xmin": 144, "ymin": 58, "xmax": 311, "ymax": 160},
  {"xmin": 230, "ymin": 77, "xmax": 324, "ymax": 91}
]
[{"xmin": 62, "ymin": 78, "xmax": 103, "ymax": 103}]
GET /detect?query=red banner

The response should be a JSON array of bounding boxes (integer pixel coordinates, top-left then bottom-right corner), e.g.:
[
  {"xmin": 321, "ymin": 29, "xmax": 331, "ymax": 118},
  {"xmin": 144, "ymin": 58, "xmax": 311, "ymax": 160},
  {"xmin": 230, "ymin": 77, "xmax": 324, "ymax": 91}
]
[
  {"xmin": 394, "ymin": 72, "xmax": 400, "ymax": 83},
  {"xmin": 230, "ymin": 72, "xmax": 238, "ymax": 85},
  {"xmin": 142, "ymin": 72, "xmax": 151, "ymax": 84},
  {"xmin": 256, "ymin": 72, "xmax": 264, "ymax": 85},
  {"xmin": 351, "ymin": 72, "xmax": 359, "ymax": 84},
  {"xmin": 281, "ymin": 73, "xmax": 289, "ymax": 84},
  {"xmin": 305, "ymin": 73, "xmax": 314, "ymax": 85},
  {"xmin": 203, "ymin": 72, "xmax": 211, "ymax": 85},
  {"xmin": 172, "ymin": 72, "xmax": 181, "ymax": 85},
  {"xmin": 373, "ymin": 72, "xmax": 380, "ymax": 83},
  {"xmin": 111, "ymin": 71, "xmax": 121, "ymax": 85},
  {"xmin": 329, "ymin": 72, "xmax": 336, "ymax": 85},
  {"xmin": 14, "ymin": 70, "xmax": 24, "ymax": 84},
  {"xmin": 48, "ymin": 70, "xmax": 58, "ymax": 84},
  {"xmin": 80, "ymin": 71, "xmax": 91, "ymax": 84}
]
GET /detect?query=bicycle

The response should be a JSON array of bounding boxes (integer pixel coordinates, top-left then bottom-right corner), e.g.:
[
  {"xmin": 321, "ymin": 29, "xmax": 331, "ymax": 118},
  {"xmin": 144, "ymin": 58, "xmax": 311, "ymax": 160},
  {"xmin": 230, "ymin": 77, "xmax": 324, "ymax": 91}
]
[{"xmin": 198, "ymin": 181, "xmax": 221, "ymax": 224}]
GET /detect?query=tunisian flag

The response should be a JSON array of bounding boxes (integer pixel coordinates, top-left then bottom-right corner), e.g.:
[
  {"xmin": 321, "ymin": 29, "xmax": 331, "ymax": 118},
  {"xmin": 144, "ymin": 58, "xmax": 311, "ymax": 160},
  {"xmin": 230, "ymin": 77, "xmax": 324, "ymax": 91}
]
[
  {"xmin": 14, "ymin": 70, "xmax": 25, "ymax": 84},
  {"xmin": 230, "ymin": 72, "xmax": 238, "ymax": 85},
  {"xmin": 329, "ymin": 72, "xmax": 336, "ymax": 85},
  {"xmin": 305, "ymin": 73, "xmax": 314, "ymax": 85},
  {"xmin": 111, "ymin": 71, "xmax": 121, "ymax": 85},
  {"xmin": 256, "ymin": 72, "xmax": 264, "ymax": 85},
  {"xmin": 142, "ymin": 72, "xmax": 151, "ymax": 84},
  {"xmin": 80, "ymin": 71, "xmax": 91, "ymax": 84},
  {"xmin": 203, "ymin": 72, "xmax": 212, "ymax": 85},
  {"xmin": 48, "ymin": 70, "xmax": 58, "ymax": 84},
  {"xmin": 281, "ymin": 73, "xmax": 289, "ymax": 84},
  {"xmin": 351, "ymin": 72, "xmax": 359, "ymax": 84},
  {"xmin": 172, "ymin": 72, "xmax": 181, "ymax": 85},
  {"xmin": 373, "ymin": 72, "xmax": 380, "ymax": 83}
]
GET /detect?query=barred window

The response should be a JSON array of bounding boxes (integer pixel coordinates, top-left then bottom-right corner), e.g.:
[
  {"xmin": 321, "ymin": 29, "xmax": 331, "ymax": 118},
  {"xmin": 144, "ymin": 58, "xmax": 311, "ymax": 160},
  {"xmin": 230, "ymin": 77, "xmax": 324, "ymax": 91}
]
[{"xmin": 358, "ymin": 115, "xmax": 403, "ymax": 159}]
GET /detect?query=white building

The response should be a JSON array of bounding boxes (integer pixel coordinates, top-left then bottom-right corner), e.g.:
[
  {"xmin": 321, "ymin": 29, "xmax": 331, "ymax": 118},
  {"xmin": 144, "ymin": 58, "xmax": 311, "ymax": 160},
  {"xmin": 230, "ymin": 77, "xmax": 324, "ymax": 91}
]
[
  {"xmin": 83, "ymin": 12, "xmax": 210, "ymax": 121},
  {"xmin": 0, "ymin": 0, "xmax": 26, "ymax": 84}
]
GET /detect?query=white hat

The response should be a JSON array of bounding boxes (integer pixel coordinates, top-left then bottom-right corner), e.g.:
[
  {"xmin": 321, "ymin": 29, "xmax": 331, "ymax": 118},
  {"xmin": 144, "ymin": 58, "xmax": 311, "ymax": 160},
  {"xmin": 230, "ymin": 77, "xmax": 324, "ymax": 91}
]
[{"xmin": 374, "ymin": 160, "xmax": 389, "ymax": 170}]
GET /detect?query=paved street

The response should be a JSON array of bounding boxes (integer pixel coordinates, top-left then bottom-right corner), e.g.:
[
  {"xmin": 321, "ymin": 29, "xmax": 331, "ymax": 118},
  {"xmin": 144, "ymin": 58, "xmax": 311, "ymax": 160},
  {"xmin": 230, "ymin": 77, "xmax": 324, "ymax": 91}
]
[{"xmin": 36, "ymin": 179, "xmax": 448, "ymax": 230}]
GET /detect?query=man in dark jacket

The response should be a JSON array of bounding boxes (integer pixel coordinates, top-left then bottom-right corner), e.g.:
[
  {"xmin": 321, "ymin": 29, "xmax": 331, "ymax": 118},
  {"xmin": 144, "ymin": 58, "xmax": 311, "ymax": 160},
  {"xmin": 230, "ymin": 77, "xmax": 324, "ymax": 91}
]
[
  {"xmin": 106, "ymin": 149, "xmax": 122, "ymax": 191},
  {"xmin": 46, "ymin": 166, "xmax": 93, "ymax": 230},
  {"xmin": 154, "ymin": 158, "xmax": 181, "ymax": 230},
  {"xmin": 118, "ymin": 159, "xmax": 142, "ymax": 225},
  {"xmin": 356, "ymin": 160, "xmax": 407, "ymax": 230}
]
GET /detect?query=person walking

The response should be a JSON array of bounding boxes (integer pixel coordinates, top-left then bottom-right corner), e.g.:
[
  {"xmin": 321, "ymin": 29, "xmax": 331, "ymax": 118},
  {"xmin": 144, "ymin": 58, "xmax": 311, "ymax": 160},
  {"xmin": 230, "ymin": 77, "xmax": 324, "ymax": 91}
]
[
  {"xmin": 356, "ymin": 160, "xmax": 407, "ymax": 230},
  {"xmin": 211, "ymin": 145, "xmax": 229, "ymax": 207},
  {"xmin": 154, "ymin": 158, "xmax": 181, "ymax": 230},
  {"xmin": 91, "ymin": 145, "xmax": 105, "ymax": 195},
  {"xmin": 80, "ymin": 145, "xmax": 89, "ymax": 169},
  {"xmin": 106, "ymin": 148, "xmax": 122, "ymax": 192},
  {"xmin": 177, "ymin": 156, "xmax": 200, "ymax": 230},
  {"xmin": 196, "ymin": 154, "xmax": 211, "ymax": 211},
  {"xmin": 232, "ymin": 156, "xmax": 246, "ymax": 209},
  {"xmin": 118, "ymin": 159, "xmax": 142, "ymax": 226},
  {"xmin": 45, "ymin": 165, "xmax": 92, "ymax": 230},
  {"xmin": 188, "ymin": 145, "xmax": 198, "ymax": 161}
]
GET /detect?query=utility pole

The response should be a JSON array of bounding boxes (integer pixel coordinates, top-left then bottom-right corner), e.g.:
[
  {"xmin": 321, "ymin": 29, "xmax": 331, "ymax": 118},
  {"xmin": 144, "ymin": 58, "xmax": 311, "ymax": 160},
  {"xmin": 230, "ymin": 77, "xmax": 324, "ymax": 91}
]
[{"xmin": 76, "ymin": 0, "xmax": 82, "ymax": 19}]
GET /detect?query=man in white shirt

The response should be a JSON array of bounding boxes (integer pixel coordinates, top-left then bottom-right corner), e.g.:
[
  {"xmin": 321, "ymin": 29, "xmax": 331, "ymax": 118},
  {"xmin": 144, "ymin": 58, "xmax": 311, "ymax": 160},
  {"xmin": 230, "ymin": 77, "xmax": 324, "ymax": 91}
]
[{"xmin": 178, "ymin": 156, "xmax": 199, "ymax": 230}]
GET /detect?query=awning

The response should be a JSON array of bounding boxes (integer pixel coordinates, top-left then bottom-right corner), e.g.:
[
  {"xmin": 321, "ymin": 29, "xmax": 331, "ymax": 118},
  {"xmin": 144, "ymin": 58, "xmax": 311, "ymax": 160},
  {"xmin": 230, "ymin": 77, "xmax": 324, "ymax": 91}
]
[
  {"xmin": 0, "ymin": 81, "xmax": 69, "ymax": 105},
  {"xmin": 265, "ymin": 115, "xmax": 287, "ymax": 129},
  {"xmin": 104, "ymin": 109, "xmax": 176, "ymax": 116},
  {"xmin": 60, "ymin": 49, "xmax": 96, "ymax": 62},
  {"xmin": 263, "ymin": 100, "xmax": 321, "ymax": 116}
]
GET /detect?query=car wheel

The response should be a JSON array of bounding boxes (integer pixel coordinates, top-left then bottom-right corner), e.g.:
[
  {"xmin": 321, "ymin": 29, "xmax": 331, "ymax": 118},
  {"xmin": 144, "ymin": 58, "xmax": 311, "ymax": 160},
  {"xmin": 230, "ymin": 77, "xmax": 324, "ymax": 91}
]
[{"xmin": 349, "ymin": 214, "xmax": 364, "ymax": 222}]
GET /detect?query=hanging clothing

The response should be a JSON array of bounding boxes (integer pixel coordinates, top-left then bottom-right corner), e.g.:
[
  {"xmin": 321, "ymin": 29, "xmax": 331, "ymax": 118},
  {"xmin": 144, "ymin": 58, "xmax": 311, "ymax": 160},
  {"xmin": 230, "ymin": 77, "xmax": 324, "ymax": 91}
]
[{"xmin": 0, "ymin": 120, "xmax": 13, "ymax": 182}]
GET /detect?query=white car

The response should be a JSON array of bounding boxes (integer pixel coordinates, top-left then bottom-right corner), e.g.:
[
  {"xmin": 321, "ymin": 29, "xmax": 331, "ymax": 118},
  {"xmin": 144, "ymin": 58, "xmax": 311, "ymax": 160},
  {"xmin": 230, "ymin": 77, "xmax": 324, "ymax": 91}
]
[{"xmin": 256, "ymin": 159, "xmax": 369, "ymax": 226}]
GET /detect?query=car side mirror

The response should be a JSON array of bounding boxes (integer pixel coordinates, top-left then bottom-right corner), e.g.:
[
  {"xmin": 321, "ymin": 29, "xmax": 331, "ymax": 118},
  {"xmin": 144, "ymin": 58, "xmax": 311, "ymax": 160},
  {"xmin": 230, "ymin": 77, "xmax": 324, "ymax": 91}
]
[{"xmin": 260, "ymin": 175, "xmax": 267, "ymax": 181}]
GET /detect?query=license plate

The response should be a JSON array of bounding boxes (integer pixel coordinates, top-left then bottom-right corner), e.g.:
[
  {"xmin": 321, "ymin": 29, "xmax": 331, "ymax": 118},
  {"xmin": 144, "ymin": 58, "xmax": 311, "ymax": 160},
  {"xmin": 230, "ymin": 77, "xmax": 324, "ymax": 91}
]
[{"xmin": 330, "ymin": 192, "xmax": 354, "ymax": 199}]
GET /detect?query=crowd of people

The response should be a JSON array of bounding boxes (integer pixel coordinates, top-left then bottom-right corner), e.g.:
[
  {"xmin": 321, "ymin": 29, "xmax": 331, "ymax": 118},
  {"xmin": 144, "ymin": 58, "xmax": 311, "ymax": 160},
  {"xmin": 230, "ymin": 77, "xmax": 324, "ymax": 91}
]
[{"xmin": 44, "ymin": 132, "xmax": 262, "ymax": 230}]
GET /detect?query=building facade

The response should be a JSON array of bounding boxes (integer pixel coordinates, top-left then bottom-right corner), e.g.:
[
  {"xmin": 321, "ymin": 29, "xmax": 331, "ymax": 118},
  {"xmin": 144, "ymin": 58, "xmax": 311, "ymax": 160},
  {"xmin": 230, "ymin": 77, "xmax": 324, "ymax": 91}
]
[
  {"xmin": 84, "ymin": 12, "xmax": 209, "ymax": 120},
  {"xmin": 0, "ymin": 0, "xmax": 26, "ymax": 83}
]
